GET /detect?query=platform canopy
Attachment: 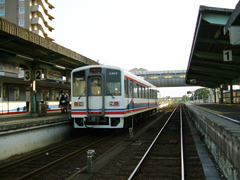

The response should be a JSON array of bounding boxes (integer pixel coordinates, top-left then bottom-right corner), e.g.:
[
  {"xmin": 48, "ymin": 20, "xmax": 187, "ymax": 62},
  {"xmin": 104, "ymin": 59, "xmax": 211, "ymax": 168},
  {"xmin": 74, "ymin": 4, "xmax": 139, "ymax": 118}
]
[
  {"xmin": 0, "ymin": 18, "xmax": 99, "ymax": 76},
  {"xmin": 186, "ymin": 5, "xmax": 240, "ymax": 88}
]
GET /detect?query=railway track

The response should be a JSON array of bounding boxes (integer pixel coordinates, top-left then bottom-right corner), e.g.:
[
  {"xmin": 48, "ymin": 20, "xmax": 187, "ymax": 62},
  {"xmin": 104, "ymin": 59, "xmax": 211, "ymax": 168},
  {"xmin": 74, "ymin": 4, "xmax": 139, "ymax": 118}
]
[
  {"xmin": 0, "ymin": 132, "xmax": 115, "ymax": 180},
  {"xmin": 0, "ymin": 112, "xmax": 161, "ymax": 179},
  {"xmin": 88, "ymin": 104, "xmax": 205, "ymax": 180},
  {"xmin": 0, "ymin": 104, "xmax": 206, "ymax": 179},
  {"xmin": 128, "ymin": 104, "xmax": 205, "ymax": 180}
]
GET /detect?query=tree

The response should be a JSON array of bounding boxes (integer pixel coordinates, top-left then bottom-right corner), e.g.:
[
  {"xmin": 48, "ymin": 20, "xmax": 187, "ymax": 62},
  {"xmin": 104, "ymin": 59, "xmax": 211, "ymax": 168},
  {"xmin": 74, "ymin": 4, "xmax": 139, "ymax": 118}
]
[{"xmin": 194, "ymin": 88, "xmax": 210, "ymax": 100}]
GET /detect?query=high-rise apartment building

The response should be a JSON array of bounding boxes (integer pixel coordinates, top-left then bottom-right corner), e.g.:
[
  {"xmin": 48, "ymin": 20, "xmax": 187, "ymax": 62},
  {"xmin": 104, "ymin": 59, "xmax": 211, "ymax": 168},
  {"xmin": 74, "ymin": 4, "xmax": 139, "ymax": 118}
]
[{"xmin": 0, "ymin": 0, "xmax": 55, "ymax": 41}]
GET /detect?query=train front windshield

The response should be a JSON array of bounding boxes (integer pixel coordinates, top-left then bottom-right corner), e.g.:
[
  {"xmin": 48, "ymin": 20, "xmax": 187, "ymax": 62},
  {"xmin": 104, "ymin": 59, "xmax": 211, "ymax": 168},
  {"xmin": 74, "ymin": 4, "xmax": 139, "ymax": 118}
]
[
  {"xmin": 73, "ymin": 70, "xmax": 86, "ymax": 97},
  {"xmin": 72, "ymin": 68, "xmax": 121, "ymax": 97},
  {"xmin": 106, "ymin": 69, "xmax": 121, "ymax": 95}
]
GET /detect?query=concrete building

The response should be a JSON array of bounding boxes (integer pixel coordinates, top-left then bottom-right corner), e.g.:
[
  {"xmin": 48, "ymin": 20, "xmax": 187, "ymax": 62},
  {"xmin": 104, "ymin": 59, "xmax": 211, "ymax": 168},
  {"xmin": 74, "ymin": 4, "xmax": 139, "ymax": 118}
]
[{"xmin": 0, "ymin": 0, "xmax": 54, "ymax": 41}]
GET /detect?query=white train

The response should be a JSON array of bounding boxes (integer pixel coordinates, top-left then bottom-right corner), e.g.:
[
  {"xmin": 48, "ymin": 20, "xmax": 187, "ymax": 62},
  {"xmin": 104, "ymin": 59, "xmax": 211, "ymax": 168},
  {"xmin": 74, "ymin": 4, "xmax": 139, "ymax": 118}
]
[
  {"xmin": 0, "ymin": 76, "xmax": 70, "ymax": 115},
  {"xmin": 71, "ymin": 65, "xmax": 159, "ymax": 129}
]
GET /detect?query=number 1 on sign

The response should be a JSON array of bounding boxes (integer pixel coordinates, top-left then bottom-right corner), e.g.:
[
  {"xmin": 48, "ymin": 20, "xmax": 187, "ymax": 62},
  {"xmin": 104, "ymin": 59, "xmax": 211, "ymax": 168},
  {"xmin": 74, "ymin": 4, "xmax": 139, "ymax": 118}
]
[{"xmin": 223, "ymin": 50, "xmax": 232, "ymax": 61}]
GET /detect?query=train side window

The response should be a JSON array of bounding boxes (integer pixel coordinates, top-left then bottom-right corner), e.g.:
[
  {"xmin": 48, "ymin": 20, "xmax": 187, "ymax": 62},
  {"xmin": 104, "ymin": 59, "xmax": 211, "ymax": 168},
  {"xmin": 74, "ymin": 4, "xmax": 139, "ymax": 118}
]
[
  {"xmin": 139, "ymin": 85, "xmax": 142, "ymax": 98},
  {"xmin": 124, "ymin": 77, "xmax": 128, "ymax": 97},
  {"xmin": 129, "ymin": 81, "xmax": 133, "ymax": 98},
  {"xmin": 40, "ymin": 89, "xmax": 44, "ymax": 101},
  {"xmin": 46, "ymin": 89, "xmax": 50, "ymax": 101},
  {"xmin": 51, "ymin": 90, "xmax": 55, "ymax": 100},
  {"xmin": 56, "ymin": 91, "xmax": 59, "ymax": 101},
  {"xmin": 134, "ymin": 84, "xmax": 137, "ymax": 98},
  {"xmin": 146, "ymin": 88, "xmax": 149, "ymax": 99},
  {"xmin": 73, "ymin": 70, "xmax": 86, "ymax": 97},
  {"xmin": 3, "ymin": 85, "xmax": 7, "ymax": 98},
  {"xmin": 14, "ymin": 87, "xmax": 19, "ymax": 101},
  {"xmin": 143, "ymin": 87, "xmax": 146, "ymax": 98},
  {"xmin": 135, "ymin": 84, "xmax": 139, "ymax": 98},
  {"xmin": 26, "ymin": 90, "xmax": 30, "ymax": 101}
]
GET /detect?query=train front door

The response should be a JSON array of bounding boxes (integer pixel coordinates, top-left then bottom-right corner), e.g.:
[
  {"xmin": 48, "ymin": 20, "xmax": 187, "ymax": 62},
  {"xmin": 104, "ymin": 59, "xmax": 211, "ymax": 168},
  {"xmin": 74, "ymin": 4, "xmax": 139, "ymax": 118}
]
[{"xmin": 87, "ymin": 76, "xmax": 104, "ymax": 116}]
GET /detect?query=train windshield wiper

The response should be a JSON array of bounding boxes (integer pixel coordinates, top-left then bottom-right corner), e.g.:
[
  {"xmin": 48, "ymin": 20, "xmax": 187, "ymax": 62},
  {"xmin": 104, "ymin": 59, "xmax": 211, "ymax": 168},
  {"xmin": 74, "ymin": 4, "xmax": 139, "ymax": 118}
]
[
  {"xmin": 107, "ymin": 90, "xmax": 115, "ymax": 99},
  {"xmin": 78, "ymin": 90, "xmax": 85, "ymax": 99}
]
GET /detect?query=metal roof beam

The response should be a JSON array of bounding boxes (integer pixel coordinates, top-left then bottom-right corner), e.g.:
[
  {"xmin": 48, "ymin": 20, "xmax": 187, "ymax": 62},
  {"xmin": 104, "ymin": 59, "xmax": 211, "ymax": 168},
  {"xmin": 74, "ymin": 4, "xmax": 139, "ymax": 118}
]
[
  {"xmin": 224, "ymin": 1, "xmax": 240, "ymax": 34},
  {"xmin": 190, "ymin": 66, "xmax": 240, "ymax": 77},
  {"xmin": 192, "ymin": 59, "xmax": 240, "ymax": 70},
  {"xmin": 186, "ymin": 78, "xmax": 219, "ymax": 87},
  {"xmin": 42, "ymin": 54, "xmax": 65, "ymax": 62},
  {"xmin": 194, "ymin": 51, "xmax": 222, "ymax": 60},
  {"xmin": 196, "ymin": 81, "xmax": 220, "ymax": 87},
  {"xmin": 196, "ymin": 72, "xmax": 232, "ymax": 80},
  {"xmin": 0, "ymin": 36, "xmax": 19, "ymax": 44},
  {"xmin": 188, "ymin": 73, "xmax": 225, "ymax": 83},
  {"xmin": 202, "ymin": 13, "xmax": 230, "ymax": 25},
  {"xmin": 189, "ymin": 71, "xmax": 232, "ymax": 83},
  {"xmin": 194, "ymin": 51, "xmax": 240, "ymax": 63},
  {"xmin": 197, "ymin": 37, "xmax": 229, "ymax": 45}
]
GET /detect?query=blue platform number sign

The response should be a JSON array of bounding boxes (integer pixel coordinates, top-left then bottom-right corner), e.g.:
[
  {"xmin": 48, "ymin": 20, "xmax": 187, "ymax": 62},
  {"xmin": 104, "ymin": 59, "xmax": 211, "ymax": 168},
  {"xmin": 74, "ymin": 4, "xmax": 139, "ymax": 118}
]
[
  {"xmin": 24, "ymin": 70, "xmax": 31, "ymax": 81},
  {"xmin": 35, "ymin": 69, "xmax": 43, "ymax": 80},
  {"xmin": 223, "ymin": 50, "xmax": 232, "ymax": 61}
]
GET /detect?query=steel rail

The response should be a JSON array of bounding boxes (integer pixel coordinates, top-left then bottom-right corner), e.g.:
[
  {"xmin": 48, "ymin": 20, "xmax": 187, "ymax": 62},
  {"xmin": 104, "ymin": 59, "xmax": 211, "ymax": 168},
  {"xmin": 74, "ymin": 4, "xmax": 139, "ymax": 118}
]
[
  {"xmin": 180, "ymin": 105, "xmax": 185, "ymax": 180},
  {"xmin": 18, "ymin": 134, "xmax": 114, "ymax": 180},
  {"xmin": 128, "ymin": 104, "xmax": 179, "ymax": 180},
  {"xmin": 0, "ymin": 135, "xmax": 89, "ymax": 173}
]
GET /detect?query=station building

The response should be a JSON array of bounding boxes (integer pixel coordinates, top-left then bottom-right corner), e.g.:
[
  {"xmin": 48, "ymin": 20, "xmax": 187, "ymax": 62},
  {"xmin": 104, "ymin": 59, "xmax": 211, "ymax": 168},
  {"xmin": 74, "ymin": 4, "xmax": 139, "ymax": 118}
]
[{"xmin": 0, "ymin": 0, "xmax": 55, "ymax": 41}]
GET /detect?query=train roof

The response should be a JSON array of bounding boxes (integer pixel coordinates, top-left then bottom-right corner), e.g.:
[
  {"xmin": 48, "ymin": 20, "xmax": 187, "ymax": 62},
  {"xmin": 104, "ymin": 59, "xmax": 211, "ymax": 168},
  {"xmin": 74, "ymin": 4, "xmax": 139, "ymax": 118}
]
[{"xmin": 72, "ymin": 65, "xmax": 158, "ymax": 90}]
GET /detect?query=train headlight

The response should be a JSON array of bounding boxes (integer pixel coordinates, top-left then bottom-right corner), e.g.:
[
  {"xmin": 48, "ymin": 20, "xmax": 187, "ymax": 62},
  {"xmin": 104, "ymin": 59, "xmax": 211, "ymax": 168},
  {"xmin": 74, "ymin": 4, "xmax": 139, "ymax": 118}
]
[
  {"xmin": 109, "ymin": 101, "xmax": 119, "ymax": 106},
  {"xmin": 74, "ymin": 102, "xmax": 84, "ymax": 106}
]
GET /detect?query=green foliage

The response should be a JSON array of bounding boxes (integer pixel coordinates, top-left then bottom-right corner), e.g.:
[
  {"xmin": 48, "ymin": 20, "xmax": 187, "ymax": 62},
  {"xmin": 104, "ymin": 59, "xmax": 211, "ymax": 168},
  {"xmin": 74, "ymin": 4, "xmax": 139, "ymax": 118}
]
[{"xmin": 193, "ymin": 88, "xmax": 210, "ymax": 99}]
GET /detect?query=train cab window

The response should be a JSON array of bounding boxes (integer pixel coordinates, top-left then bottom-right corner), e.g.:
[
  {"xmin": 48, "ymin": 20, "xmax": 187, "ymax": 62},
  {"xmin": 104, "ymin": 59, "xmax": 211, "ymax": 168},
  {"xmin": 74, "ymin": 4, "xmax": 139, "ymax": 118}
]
[
  {"xmin": 106, "ymin": 69, "xmax": 121, "ymax": 96},
  {"xmin": 107, "ymin": 82, "xmax": 120, "ymax": 95},
  {"xmin": 73, "ymin": 70, "xmax": 86, "ymax": 97},
  {"xmin": 91, "ymin": 78, "xmax": 101, "ymax": 95}
]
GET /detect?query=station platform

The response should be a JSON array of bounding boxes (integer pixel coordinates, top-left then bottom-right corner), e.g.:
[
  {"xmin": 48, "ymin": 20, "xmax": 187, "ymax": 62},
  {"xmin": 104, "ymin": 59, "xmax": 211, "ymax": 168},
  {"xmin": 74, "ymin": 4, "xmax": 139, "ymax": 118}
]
[
  {"xmin": 185, "ymin": 103, "xmax": 240, "ymax": 180},
  {"xmin": 193, "ymin": 103, "xmax": 240, "ymax": 121},
  {"xmin": 0, "ymin": 111, "xmax": 72, "ymax": 161},
  {"xmin": 0, "ymin": 111, "xmax": 71, "ymax": 132}
]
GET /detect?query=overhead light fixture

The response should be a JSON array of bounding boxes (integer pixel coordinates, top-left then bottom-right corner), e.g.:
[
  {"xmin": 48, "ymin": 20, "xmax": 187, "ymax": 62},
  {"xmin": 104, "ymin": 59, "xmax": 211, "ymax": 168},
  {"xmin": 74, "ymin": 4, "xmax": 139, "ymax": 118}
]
[
  {"xmin": 16, "ymin": 54, "xmax": 34, "ymax": 61},
  {"xmin": 54, "ymin": 64, "xmax": 66, "ymax": 70}
]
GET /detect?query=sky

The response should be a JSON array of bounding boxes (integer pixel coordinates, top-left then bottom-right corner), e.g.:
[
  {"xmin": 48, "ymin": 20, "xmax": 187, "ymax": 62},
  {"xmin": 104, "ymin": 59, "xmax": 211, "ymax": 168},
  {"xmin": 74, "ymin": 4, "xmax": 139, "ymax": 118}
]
[{"xmin": 54, "ymin": 0, "xmax": 239, "ymax": 97}]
